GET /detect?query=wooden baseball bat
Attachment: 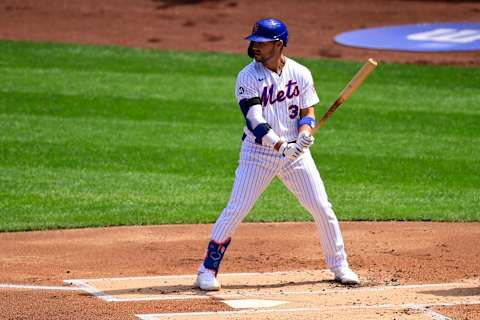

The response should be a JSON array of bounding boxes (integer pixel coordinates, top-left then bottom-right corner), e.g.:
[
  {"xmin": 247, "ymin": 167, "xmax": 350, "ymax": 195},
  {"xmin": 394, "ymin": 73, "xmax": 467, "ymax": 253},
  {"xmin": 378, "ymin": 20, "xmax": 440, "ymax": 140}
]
[{"xmin": 311, "ymin": 58, "xmax": 378, "ymax": 135}]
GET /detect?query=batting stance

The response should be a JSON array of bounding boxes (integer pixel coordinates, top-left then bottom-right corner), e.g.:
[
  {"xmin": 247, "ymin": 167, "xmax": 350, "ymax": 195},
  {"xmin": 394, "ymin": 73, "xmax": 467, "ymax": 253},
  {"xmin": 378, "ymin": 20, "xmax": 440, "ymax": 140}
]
[{"xmin": 196, "ymin": 18, "xmax": 359, "ymax": 291}]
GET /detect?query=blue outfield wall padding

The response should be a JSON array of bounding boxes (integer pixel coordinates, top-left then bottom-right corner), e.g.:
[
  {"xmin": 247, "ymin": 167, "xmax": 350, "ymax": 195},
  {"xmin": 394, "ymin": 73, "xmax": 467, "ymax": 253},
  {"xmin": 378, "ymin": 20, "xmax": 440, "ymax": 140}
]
[{"xmin": 334, "ymin": 23, "xmax": 480, "ymax": 52}]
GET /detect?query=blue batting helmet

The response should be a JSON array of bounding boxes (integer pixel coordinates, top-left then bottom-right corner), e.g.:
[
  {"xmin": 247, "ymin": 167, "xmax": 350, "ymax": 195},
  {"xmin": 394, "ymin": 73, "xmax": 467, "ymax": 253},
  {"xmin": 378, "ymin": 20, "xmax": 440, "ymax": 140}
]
[{"xmin": 245, "ymin": 18, "xmax": 288, "ymax": 46}]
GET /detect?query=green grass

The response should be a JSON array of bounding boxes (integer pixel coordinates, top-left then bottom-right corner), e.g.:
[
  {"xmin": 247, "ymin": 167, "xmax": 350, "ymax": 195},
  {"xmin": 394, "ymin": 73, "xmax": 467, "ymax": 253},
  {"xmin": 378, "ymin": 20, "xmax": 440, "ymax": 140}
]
[{"xmin": 0, "ymin": 40, "xmax": 479, "ymax": 231}]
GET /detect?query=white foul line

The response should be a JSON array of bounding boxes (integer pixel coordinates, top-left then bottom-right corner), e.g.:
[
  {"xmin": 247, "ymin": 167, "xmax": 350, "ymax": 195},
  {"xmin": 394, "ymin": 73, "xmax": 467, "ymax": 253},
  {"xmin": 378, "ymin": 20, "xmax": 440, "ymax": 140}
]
[{"xmin": 0, "ymin": 283, "xmax": 81, "ymax": 291}]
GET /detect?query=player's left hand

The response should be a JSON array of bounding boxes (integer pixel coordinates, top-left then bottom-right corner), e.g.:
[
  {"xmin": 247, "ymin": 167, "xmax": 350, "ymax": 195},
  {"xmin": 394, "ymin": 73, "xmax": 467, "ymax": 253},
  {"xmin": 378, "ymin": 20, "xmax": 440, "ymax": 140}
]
[
  {"xmin": 297, "ymin": 131, "xmax": 314, "ymax": 149},
  {"xmin": 279, "ymin": 142, "xmax": 304, "ymax": 160}
]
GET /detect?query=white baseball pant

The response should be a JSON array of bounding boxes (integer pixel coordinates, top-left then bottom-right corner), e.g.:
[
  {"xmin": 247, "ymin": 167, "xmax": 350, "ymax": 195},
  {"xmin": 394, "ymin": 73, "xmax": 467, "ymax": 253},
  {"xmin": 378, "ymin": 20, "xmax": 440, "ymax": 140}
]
[{"xmin": 210, "ymin": 139, "xmax": 348, "ymax": 270}]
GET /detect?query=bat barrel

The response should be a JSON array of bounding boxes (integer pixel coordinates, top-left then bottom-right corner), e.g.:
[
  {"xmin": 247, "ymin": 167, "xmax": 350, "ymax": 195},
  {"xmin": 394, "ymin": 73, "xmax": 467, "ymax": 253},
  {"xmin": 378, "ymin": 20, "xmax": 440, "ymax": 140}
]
[{"xmin": 311, "ymin": 58, "xmax": 378, "ymax": 135}]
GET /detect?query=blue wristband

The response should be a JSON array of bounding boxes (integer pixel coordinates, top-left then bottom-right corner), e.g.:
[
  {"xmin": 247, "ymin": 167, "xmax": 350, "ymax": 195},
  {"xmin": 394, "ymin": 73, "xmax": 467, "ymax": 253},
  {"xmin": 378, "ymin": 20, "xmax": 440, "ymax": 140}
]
[{"xmin": 298, "ymin": 116, "xmax": 316, "ymax": 129}]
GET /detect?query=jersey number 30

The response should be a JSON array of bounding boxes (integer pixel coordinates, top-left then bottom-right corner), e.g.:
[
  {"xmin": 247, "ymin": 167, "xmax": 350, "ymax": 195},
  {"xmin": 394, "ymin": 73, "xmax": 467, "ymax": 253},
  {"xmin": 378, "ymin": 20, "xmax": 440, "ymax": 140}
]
[{"xmin": 288, "ymin": 105, "xmax": 299, "ymax": 119}]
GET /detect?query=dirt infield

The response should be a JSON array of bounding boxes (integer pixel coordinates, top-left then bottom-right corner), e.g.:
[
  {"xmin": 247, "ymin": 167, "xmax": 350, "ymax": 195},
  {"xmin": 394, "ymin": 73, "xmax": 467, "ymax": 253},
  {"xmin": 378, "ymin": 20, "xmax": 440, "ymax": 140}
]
[
  {"xmin": 1, "ymin": 0, "xmax": 480, "ymax": 319},
  {"xmin": 1, "ymin": 222, "xmax": 480, "ymax": 319}
]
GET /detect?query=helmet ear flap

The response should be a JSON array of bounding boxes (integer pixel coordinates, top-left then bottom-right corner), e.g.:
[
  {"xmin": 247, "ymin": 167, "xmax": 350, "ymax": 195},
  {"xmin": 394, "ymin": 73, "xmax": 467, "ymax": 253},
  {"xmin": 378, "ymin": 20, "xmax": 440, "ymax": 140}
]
[{"xmin": 247, "ymin": 41, "xmax": 255, "ymax": 58}]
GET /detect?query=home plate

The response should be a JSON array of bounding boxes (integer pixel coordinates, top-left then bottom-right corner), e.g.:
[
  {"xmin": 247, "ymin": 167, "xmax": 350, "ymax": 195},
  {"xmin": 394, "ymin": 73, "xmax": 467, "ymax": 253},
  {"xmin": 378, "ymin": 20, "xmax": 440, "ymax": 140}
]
[{"xmin": 222, "ymin": 299, "xmax": 288, "ymax": 309}]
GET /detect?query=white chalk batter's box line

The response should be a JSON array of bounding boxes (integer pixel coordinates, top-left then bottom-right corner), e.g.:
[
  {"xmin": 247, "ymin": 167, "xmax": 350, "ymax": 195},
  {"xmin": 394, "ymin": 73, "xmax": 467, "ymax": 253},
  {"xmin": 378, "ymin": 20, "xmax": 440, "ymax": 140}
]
[
  {"xmin": 65, "ymin": 279, "xmax": 480, "ymax": 302},
  {"xmin": 135, "ymin": 300, "xmax": 480, "ymax": 320},
  {"xmin": 65, "ymin": 270, "xmax": 335, "ymax": 302},
  {"xmin": 64, "ymin": 271, "xmax": 480, "ymax": 302}
]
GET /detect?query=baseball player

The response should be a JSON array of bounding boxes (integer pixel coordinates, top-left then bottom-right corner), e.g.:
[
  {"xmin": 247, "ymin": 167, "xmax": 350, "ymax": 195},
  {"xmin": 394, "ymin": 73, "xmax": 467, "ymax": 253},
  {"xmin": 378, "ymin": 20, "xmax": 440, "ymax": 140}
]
[{"xmin": 195, "ymin": 18, "xmax": 359, "ymax": 291}]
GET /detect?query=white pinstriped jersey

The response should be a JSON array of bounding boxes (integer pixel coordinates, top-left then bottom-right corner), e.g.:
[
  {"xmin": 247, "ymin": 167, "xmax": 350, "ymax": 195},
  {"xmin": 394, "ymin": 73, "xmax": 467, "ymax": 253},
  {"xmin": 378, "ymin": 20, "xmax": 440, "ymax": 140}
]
[{"xmin": 235, "ymin": 57, "xmax": 320, "ymax": 143}]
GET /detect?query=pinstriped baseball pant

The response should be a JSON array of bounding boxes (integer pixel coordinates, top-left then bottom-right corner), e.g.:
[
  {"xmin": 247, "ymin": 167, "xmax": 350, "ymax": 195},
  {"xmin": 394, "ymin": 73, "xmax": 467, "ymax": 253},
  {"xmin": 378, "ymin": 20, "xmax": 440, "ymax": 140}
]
[{"xmin": 210, "ymin": 139, "xmax": 349, "ymax": 270}]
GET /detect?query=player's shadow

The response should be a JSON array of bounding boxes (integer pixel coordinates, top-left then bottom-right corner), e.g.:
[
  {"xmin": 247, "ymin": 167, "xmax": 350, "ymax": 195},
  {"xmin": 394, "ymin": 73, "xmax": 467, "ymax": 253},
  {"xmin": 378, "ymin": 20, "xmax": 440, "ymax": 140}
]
[
  {"xmin": 420, "ymin": 287, "xmax": 480, "ymax": 297},
  {"xmin": 103, "ymin": 284, "xmax": 205, "ymax": 296},
  {"xmin": 220, "ymin": 279, "xmax": 336, "ymax": 290},
  {"xmin": 102, "ymin": 279, "xmax": 335, "ymax": 297}
]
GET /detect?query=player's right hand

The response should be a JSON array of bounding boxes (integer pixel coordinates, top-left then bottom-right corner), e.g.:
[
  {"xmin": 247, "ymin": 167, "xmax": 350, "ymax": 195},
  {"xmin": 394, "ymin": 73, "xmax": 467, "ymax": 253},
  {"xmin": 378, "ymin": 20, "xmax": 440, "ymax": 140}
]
[
  {"xmin": 279, "ymin": 142, "xmax": 304, "ymax": 160},
  {"xmin": 297, "ymin": 131, "xmax": 314, "ymax": 149}
]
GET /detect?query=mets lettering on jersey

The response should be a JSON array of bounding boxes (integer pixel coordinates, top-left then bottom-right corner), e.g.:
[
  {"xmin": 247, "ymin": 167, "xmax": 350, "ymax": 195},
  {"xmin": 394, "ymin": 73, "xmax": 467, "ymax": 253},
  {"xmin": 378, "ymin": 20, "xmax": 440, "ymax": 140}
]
[
  {"xmin": 260, "ymin": 80, "xmax": 300, "ymax": 106},
  {"xmin": 235, "ymin": 58, "xmax": 319, "ymax": 142}
]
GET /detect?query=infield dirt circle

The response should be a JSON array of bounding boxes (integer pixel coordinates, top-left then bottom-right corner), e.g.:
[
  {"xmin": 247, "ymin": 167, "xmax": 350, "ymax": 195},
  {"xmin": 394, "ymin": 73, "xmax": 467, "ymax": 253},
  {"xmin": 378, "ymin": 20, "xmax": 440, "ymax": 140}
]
[{"xmin": 0, "ymin": 1, "xmax": 479, "ymax": 319}]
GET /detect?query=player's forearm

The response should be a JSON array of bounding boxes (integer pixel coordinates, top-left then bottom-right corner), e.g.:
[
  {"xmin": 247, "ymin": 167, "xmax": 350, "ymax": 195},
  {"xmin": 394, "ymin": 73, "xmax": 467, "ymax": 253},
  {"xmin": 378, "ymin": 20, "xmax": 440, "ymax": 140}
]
[
  {"xmin": 296, "ymin": 107, "xmax": 316, "ymax": 150},
  {"xmin": 298, "ymin": 107, "xmax": 315, "ymax": 134},
  {"xmin": 246, "ymin": 103, "xmax": 282, "ymax": 147},
  {"xmin": 298, "ymin": 124, "xmax": 312, "ymax": 134}
]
